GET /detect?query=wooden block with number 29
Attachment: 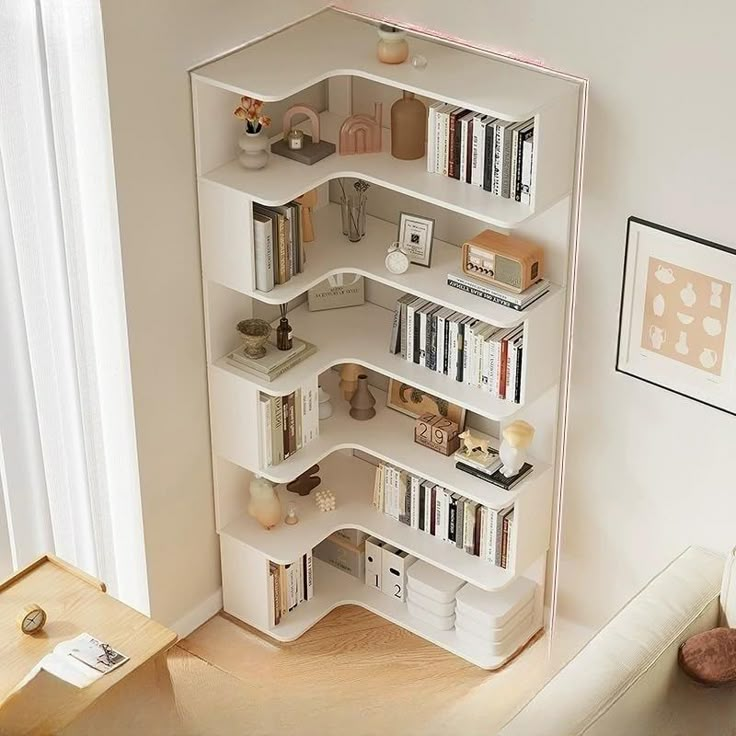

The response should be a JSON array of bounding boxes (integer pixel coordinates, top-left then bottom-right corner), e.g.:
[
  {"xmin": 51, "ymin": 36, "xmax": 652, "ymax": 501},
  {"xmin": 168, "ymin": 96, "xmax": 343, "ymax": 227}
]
[{"xmin": 414, "ymin": 412, "xmax": 460, "ymax": 456}]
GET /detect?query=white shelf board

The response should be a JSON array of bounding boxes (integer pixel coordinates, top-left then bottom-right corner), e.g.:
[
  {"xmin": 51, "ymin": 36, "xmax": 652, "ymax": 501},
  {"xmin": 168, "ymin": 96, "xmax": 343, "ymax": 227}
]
[
  {"xmin": 252, "ymin": 558, "xmax": 543, "ymax": 669},
  {"xmin": 213, "ymin": 301, "xmax": 521, "ymax": 420},
  {"xmin": 234, "ymin": 203, "xmax": 561, "ymax": 328},
  {"xmin": 221, "ymin": 451, "xmax": 524, "ymax": 591},
  {"xmin": 259, "ymin": 370, "xmax": 550, "ymax": 510},
  {"xmin": 202, "ymin": 111, "xmax": 533, "ymax": 229},
  {"xmin": 192, "ymin": 9, "xmax": 576, "ymax": 123}
]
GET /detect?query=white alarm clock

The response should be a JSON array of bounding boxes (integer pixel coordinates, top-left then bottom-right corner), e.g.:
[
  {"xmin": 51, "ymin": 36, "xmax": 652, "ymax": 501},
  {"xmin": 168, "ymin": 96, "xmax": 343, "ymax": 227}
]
[{"xmin": 385, "ymin": 241, "xmax": 410, "ymax": 275}]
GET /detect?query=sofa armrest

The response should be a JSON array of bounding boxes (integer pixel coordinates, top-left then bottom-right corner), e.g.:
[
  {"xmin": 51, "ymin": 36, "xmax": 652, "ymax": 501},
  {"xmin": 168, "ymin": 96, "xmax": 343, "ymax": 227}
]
[
  {"xmin": 499, "ymin": 546, "xmax": 724, "ymax": 736},
  {"xmin": 721, "ymin": 546, "xmax": 736, "ymax": 627}
]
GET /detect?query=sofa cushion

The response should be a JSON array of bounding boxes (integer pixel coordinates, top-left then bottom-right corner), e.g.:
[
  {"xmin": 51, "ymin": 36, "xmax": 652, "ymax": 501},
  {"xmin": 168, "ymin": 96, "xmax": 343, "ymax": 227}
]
[
  {"xmin": 678, "ymin": 627, "xmax": 736, "ymax": 686},
  {"xmin": 721, "ymin": 546, "xmax": 736, "ymax": 627}
]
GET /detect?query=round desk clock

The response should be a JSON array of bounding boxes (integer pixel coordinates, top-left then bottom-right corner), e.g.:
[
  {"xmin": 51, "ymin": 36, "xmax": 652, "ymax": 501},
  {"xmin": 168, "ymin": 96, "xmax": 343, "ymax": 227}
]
[
  {"xmin": 385, "ymin": 241, "xmax": 410, "ymax": 275},
  {"xmin": 18, "ymin": 603, "xmax": 47, "ymax": 635}
]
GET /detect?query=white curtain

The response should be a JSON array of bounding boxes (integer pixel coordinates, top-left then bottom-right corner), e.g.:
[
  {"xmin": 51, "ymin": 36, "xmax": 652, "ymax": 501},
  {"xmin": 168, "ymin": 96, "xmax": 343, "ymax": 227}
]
[{"xmin": 0, "ymin": 0, "xmax": 150, "ymax": 613}]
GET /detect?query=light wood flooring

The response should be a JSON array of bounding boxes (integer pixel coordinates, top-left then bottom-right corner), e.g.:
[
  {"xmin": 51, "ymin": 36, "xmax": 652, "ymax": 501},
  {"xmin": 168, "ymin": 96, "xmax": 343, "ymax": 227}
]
[{"xmin": 64, "ymin": 605, "xmax": 589, "ymax": 736}]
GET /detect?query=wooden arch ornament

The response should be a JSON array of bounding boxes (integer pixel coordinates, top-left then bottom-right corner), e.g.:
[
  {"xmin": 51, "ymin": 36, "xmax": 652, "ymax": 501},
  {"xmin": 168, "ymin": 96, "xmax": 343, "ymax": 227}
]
[{"xmin": 271, "ymin": 103, "xmax": 336, "ymax": 165}]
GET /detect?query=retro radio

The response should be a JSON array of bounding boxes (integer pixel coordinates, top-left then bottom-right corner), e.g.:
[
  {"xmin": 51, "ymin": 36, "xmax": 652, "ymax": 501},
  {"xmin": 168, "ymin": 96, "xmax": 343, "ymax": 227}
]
[{"xmin": 461, "ymin": 229, "xmax": 544, "ymax": 293}]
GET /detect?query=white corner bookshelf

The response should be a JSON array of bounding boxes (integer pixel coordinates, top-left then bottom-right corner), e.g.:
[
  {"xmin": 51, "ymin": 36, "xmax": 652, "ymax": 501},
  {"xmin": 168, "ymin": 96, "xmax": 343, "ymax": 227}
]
[{"xmin": 192, "ymin": 8, "xmax": 582, "ymax": 670}]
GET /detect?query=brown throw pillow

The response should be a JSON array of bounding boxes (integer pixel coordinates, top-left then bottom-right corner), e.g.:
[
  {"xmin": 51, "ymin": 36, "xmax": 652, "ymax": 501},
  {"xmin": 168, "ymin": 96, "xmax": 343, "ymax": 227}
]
[{"xmin": 678, "ymin": 627, "xmax": 736, "ymax": 687}]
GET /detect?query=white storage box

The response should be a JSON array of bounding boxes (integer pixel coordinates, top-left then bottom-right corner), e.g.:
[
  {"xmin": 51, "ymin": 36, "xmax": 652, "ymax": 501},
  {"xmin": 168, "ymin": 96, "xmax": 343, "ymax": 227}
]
[
  {"xmin": 314, "ymin": 533, "xmax": 365, "ymax": 580},
  {"xmin": 455, "ymin": 599, "xmax": 534, "ymax": 643},
  {"xmin": 407, "ymin": 600, "xmax": 456, "ymax": 631},
  {"xmin": 365, "ymin": 537, "xmax": 385, "ymax": 591},
  {"xmin": 381, "ymin": 545, "xmax": 416, "ymax": 601},
  {"xmin": 407, "ymin": 588, "xmax": 456, "ymax": 618},
  {"xmin": 455, "ymin": 611, "xmax": 534, "ymax": 657},
  {"xmin": 334, "ymin": 528, "xmax": 369, "ymax": 547},
  {"xmin": 455, "ymin": 576, "xmax": 536, "ymax": 629},
  {"xmin": 407, "ymin": 560, "xmax": 465, "ymax": 604}
]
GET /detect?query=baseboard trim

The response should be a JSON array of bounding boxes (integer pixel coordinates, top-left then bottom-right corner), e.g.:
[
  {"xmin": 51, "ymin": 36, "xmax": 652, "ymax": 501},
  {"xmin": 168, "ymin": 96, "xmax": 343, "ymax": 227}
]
[{"xmin": 169, "ymin": 587, "xmax": 223, "ymax": 638}]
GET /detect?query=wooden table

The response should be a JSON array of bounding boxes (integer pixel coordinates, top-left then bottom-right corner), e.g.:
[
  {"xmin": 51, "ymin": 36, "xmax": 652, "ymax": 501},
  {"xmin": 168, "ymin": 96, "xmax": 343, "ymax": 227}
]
[{"xmin": 0, "ymin": 556, "xmax": 176, "ymax": 735}]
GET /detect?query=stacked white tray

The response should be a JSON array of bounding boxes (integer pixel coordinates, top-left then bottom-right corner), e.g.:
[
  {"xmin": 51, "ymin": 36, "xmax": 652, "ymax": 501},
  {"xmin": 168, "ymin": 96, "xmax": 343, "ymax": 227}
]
[
  {"xmin": 455, "ymin": 576, "xmax": 537, "ymax": 658},
  {"xmin": 406, "ymin": 560, "xmax": 466, "ymax": 631}
]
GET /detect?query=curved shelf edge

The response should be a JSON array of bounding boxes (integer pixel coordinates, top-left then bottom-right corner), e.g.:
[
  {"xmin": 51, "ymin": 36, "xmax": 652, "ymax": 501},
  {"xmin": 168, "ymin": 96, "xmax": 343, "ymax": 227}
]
[{"xmin": 224, "ymin": 559, "xmax": 545, "ymax": 670}]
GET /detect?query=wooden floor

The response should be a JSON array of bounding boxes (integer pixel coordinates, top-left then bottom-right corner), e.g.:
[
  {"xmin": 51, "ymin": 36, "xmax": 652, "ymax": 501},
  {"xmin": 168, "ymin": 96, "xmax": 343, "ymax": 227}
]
[{"xmin": 64, "ymin": 605, "xmax": 589, "ymax": 736}]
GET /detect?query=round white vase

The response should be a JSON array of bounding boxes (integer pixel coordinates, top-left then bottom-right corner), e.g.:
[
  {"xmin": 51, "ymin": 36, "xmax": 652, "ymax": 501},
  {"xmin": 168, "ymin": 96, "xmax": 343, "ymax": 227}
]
[{"xmin": 238, "ymin": 129, "xmax": 269, "ymax": 170}]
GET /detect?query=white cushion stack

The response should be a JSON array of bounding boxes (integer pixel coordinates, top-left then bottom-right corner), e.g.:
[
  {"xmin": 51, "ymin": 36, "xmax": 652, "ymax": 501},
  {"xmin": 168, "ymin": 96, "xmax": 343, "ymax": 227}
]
[
  {"xmin": 455, "ymin": 577, "xmax": 537, "ymax": 658},
  {"xmin": 406, "ymin": 560, "xmax": 466, "ymax": 631}
]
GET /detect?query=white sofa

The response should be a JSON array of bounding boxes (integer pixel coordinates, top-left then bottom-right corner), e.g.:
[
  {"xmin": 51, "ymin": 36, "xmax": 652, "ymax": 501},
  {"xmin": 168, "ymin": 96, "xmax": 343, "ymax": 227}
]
[{"xmin": 500, "ymin": 546, "xmax": 736, "ymax": 736}]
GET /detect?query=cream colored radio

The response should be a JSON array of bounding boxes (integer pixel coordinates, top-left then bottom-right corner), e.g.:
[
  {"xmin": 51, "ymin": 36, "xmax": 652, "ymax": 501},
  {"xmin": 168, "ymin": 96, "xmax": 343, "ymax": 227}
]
[{"xmin": 461, "ymin": 229, "xmax": 544, "ymax": 293}]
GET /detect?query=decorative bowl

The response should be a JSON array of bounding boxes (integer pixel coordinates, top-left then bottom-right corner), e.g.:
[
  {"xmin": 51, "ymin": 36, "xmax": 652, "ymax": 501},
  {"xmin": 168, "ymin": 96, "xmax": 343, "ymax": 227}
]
[{"xmin": 237, "ymin": 318, "xmax": 272, "ymax": 359}]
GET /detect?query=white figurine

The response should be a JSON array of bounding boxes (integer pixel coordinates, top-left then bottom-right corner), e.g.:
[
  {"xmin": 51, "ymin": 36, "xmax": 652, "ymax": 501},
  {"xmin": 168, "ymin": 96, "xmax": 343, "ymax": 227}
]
[
  {"xmin": 248, "ymin": 475, "xmax": 281, "ymax": 530},
  {"xmin": 499, "ymin": 421, "xmax": 535, "ymax": 478},
  {"xmin": 315, "ymin": 489, "xmax": 336, "ymax": 512},
  {"xmin": 458, "ymin": 429, "xmax": 491, "ymax": 462}
]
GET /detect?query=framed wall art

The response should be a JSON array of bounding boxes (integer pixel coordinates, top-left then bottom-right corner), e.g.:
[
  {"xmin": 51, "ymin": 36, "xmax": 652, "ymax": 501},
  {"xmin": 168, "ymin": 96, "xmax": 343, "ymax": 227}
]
[
  {"xmin": 397, "ymin": 212, "xmax": 434, "ymax": 267},
  {"xmin": 386, "ymin": 378, "xmax": 466, "ymax": 428},
  {"xmin": 616, "ymin": 217, "xmax": 736, "ymax": 415}
]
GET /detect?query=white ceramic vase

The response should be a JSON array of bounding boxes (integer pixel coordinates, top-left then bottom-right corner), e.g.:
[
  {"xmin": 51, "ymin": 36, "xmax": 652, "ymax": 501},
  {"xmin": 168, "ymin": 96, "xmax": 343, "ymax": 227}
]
[
  {"xmin": 248, "ymin": 475, "xmax": 281, "ymax": 530},
  {"xmin": 318, "ymin": 386, "xmax": 333, "ymax": 420},
  {"xmin": 238, "ymin": 129, "xmax": 269, "ymax": 170}
]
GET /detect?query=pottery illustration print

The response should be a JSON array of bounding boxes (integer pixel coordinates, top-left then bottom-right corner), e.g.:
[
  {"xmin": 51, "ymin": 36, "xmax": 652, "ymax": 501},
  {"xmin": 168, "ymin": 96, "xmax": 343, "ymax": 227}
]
[{"xmin": 640, "ymin": 257, "xmax": 730, "ymax": 376}]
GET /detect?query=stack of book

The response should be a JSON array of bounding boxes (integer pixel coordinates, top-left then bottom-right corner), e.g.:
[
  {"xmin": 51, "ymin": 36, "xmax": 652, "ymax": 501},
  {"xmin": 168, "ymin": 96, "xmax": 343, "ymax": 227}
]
[
  {"xmin": 372, "ymin": 463, "xmax": 515, "ymax": 569},
  {"xmin": 388, "ymin": 295, "xmax": 525, "ymax": 403},
  {"xmin": 253, "ymin": 200, "xmax": 307, "ymax": 293},
  {"xmin": 257, "ymin": 376, "xmax": 319, "ymax": 467},
  {"xmin": 447, "ymin": 273, "xmax": 551, "ymax": 311},
  {"xmin": 454, "ymin": 442, "xmax": 533, "ymax": 491},
  {"xmin": 426, "ymin": 104, "xmax": 535, "ymax": 204},
  {"xmin": 227, "ymin": 336, "xmax": 317, "ymax": 383},
  {"xmin": 268, "ymin": 551, "xmax": 313, "ymax": 627}
]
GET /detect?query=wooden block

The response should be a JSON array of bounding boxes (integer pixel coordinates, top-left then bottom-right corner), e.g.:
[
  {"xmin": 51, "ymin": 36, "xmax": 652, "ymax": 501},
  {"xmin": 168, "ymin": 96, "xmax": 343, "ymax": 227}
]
[{"xmin": 414, "ymin": 413, "xmax": 460, "ymax": 456}]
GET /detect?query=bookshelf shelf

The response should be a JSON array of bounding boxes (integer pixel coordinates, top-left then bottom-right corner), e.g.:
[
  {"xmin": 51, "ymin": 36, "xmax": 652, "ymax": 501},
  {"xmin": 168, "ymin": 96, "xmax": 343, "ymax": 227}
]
[
  {"xmin": 214, "ymin": 202, "xmax": 562, "ymax": 328},
  {"xmin": 243, "ymin": 370, "xmax": 550, "ymax": 509},
  {"xmin": 193, "ymin": 7, "xmax": 582, "ymax": 671},
  {"xmin": 222, "ymin": 556, "xmax": 543, "ymax": 670},
  {"xmin": 221, "ymin": 450, "xmax": 549, "ymax": 591},
  {"xmin": 213, "ymin": 301, "xmax": 549, "ymax": 419}
]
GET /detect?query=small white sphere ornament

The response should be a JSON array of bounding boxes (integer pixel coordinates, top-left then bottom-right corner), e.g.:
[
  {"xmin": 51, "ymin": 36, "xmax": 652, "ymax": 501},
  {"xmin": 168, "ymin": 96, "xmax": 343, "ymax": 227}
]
[
  {"xmin": 385, "ymin": 241, "xmax": 410, "ymax": 275},
  {"xmin": 410, "ymin": 54, "xmax": 428, "ymax": 70},
  {"xmin": 499, "ymin": 420, "xmax": 535, "ymax": 478},
  {"xmin": 315, "ymin": 489, "xmax": 336, "ymax": 512}
]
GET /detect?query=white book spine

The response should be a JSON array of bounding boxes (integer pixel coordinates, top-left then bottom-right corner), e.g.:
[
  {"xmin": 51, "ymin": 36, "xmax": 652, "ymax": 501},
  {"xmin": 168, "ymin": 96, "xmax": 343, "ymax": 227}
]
[
  {"xmin": 434, "ymin": 107, "xmax": 444, "ymax": 174},
  {"xmin": 427, "ymin": 106, "xmax": 436, "ymax": 173},
  {"xmin": 433, "ymin": 487, "xmax": 442, "ymax": 537},
  {"xmin": 390, "ymin": 467, "xmax": 401, "ymax": 521},
  {"xmin": 253, "ymin": 218, "xmax": 275, "ymax": 292},
  {"xmin": 424, "ymin": 485, "xmax": 432, "ymax": 532},
  {"xmin": 486, "ymin": 508, "xmax": 498, "ymax": 564},
  {"xmin": 436, "ymin": 313, "xmax": 446, "ymax": 374},
  {"xmin": 521, "ymin": 135, "xmax": 534, "ymax": 205},
  {"xmin": 418, "ymin": 310, "xmax": 428, "ymax": 367},
  {"xmin": 410, "ymin": 477, "xmax": 420, "ymax": 529},
  {"xmin": 437, "ymin": 489, "xmax": 447, "ymax": 542},
  {"xmin": 448, "ymin": 320, "xmax": 459, "ymax": 381},
  {"xmin": 406, "ymin": 302, "xmax": 417, "ymax": 364},
  {"xmin": 471, "ymin": 115, "xmax": 483, "ymax": 186},
  {"xmin": 476, "ymin": 118, "xmax": 487, "ymax": 188},
  {"xmin": 259, "ymin": 397, "xmax": 272, "ymax": 466},
  {"xmin": 510, "ymin": 127, "xmax": 520, "ymax": 201}
]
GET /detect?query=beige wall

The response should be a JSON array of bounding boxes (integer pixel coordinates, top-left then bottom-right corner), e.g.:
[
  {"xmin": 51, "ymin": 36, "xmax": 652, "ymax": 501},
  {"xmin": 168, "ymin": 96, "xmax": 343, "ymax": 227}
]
[
  {"xmin": 339, "ymin": 0, "xmax": 736, "ymax": 629},
  {"xmin": 99, "ymin": 0, "xmax": 326, "ymax": 629}
]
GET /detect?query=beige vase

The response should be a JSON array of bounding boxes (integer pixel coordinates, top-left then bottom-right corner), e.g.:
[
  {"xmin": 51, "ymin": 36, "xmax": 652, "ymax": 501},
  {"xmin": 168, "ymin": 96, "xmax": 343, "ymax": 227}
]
[
  {"xmin": 248, "ymin": 476, "xmax": 281, "ymax": 530},
  {"xmin": 349, "ymin": 374, "xmax": 376, "ymax": 420},
  {"xmin": 377, "ymin": 27, "xmax": 409, "ymax": 64},
  {"xmin": 391, "ymin": 91, "xmax": 427, "ymax": 161}
]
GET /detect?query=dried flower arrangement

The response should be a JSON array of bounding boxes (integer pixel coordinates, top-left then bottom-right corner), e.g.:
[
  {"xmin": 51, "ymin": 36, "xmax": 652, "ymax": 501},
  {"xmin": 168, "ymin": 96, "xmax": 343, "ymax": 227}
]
[{"xmin": 234, "ymin": 96, "xmax": 272, "ymax": 134}]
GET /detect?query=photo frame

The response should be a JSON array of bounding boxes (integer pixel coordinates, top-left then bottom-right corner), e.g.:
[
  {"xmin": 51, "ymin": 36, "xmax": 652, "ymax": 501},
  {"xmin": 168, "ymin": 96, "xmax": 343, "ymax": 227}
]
[
  {"xmin": 397, "ymin": 212, "xmax": 435, "ymax": 267},
  {"xmin": 386, "ymin": 378, "xmax": 466, "ymax": 429},
  {"xmin": 616, "ymin": 217, "xmax": 736, "ymax": 416}
]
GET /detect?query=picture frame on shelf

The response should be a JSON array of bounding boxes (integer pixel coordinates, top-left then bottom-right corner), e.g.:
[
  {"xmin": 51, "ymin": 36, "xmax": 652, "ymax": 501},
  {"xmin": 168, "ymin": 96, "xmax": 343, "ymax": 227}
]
[
  {"xmin": 397, "ymin": 212, "xmax": 435, "ymax": 267},
  {"xmin": 386, "ymin": 378, "xmax": 466, "ymax": 429},
  {"xmin": 616, "ymin": 217, "xmax": 736, "ymax": 416}
]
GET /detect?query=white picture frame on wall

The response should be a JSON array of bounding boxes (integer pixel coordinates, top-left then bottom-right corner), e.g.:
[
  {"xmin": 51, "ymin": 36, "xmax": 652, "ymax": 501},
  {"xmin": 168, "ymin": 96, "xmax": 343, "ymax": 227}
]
[{"xmin": 616, "ymin": 217, "xmax": 736, "ymax": 416}]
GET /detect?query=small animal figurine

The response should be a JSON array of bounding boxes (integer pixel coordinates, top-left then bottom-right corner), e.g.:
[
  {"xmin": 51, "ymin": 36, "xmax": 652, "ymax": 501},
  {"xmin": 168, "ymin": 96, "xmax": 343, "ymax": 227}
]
[
  {"xmin": 248, "ymin": 475, "xmax": 281, "ymax": 530},
  {"xmin": 315, "ymin": 489, "xmax": 336, "ymax": 512},
  {"xmin": 287, "ymin": 464, "xmax": 321, "ymax": 496},
  {"xmin": 458, "ymin": 429, "xmax": 491, "ymax": 461},
  {"xmin": 499, "ymin": 420, "xmax": 535, "ymax": 478}
]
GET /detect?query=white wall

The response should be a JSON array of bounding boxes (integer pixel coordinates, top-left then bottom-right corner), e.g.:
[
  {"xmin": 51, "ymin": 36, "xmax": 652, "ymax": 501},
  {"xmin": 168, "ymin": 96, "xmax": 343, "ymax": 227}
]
[
  {"xmin": 99, "ymin": 0, "xmax": 327, "ymax": 629},
  {"xmin": 338, "ymin": 0, "xmax": 736, "ymax": 629}
]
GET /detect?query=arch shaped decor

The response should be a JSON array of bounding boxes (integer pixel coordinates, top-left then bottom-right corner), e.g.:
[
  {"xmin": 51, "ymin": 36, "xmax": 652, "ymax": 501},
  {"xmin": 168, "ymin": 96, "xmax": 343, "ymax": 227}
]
[{"xmin": 272, "ymin": 103, "xmax": 336, "ymax": 165}]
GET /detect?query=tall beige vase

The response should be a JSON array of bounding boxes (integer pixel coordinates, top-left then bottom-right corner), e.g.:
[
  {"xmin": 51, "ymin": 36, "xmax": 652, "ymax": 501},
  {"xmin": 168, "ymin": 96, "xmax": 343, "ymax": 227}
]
[{"xmin": 391, "ymin": 91, "xmax": 427, "ymax": 161}]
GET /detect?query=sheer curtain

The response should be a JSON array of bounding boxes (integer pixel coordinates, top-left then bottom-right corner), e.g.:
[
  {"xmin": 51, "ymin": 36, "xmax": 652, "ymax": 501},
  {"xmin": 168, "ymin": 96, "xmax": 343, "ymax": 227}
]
[{"xmin": 0, "ymin": 0, "xmax": 149, "ymax": 612}]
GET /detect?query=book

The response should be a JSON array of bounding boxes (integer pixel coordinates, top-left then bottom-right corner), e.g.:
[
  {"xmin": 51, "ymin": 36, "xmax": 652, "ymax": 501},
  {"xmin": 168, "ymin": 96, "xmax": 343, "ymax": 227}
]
[
  {"xmin": 482, "ymin": 118, "xmax": 496, "ymax": 192},
  {"xmin": 271, "ymin": 397, "xmax": 284, "ymax": 465},
  {"xmin": 447, "ymin": 273, "xmax": 550, "ymax": 308},
  {"xmin": 227, "ymin": 340, "xmax": 317, "ymax": 383},
  {"xmin": 253, "ymin": 213, "xmax": 275, "ymax": 293},
  {"xmin": 520, "ymin": 128, "xmax": 535, "ymax": 205},
  {"xmin": 229, "ymin": 336, "xmax": 307, "ymax": 374},
  {"xmin": 259, "ymin": 395, "xmax": 272, "ymax": 466},
  {"xmin": 455, "ymin": 460, "xmax": 533, "ymax": 489}
]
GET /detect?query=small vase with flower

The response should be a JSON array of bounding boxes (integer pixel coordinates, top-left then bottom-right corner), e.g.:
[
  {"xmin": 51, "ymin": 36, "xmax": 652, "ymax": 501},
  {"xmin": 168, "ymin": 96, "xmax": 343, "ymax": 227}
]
[{"xmin": 234, "ymin": 96, "xmax": 272, "ymax": 170}]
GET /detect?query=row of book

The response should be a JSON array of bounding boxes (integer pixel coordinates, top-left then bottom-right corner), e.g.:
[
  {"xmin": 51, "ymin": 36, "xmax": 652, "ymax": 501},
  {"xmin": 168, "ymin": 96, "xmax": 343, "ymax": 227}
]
[
  {"xmin": 268, "ymin": 552, "xmax": 313, "ymax": 627},
  {"xmin": 253, "ymin": 200, "xmax": 307, "ymax": 293},
  {"xmin": 447, "ymin": 272, "xmax": 551, "ymax": 312},
  {"xmin": 372, "ymin": 463, "xmax": 514, "ymax": 569},
  {"xmin": 389, "ymin": 294, "xmax": 526, "ymax": 404},
  {"xmin": 426, "ymin": 103, "xmax": 535, "ymax": 204},
  {"xmin": 258, "ymin": 376, "xmax": 319, "ymax": 466}
]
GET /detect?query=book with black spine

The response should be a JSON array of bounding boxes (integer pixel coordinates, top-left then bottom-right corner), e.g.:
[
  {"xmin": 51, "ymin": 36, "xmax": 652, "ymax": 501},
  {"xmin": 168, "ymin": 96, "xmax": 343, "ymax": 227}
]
[{"xmin": 483, "ymin": 118, "xmax": 496, "ymax": 192}]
